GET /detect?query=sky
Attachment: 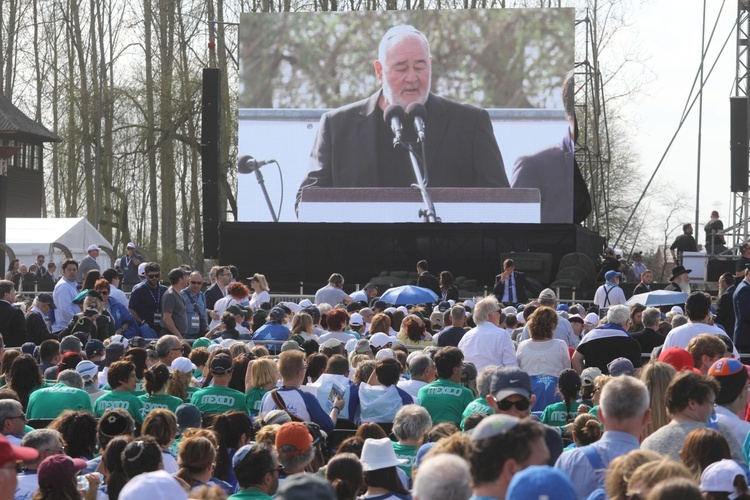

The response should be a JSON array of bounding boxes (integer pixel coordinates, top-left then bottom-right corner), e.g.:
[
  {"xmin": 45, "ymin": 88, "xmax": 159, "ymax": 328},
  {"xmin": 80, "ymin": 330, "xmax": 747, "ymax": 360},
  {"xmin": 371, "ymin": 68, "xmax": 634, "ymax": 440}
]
[{"xmin": 612, "ymin": 0, "xmax": 738, "ymax": 248}]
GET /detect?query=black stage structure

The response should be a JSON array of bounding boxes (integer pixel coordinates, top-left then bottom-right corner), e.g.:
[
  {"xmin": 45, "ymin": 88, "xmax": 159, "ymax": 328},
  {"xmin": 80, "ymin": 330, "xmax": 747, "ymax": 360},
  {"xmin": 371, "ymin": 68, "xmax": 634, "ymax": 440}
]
[{"xmin": 217, "ymin": 222, "xmax": 603, "ymax": 294}]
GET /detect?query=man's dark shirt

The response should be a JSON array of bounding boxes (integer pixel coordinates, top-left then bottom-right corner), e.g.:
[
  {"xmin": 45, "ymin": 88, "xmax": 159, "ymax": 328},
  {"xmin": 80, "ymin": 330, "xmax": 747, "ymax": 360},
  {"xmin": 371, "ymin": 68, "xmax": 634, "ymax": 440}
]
[
  {"xmin": 737, "ymin": 257, "xmax": 750, "ymax": 275},
  {"xmin": 632, "ymin": 281, "xmax": 651, "ymax": 296},
  {"xmin": 12, "ymin": 273, "xmax": 36, "ymax": 292},
  {"xmin": 128, "ymin": 283, "xmax": 168, "ymax": 330},
  {"xmin": 436, "ymin": 326, "xmax": 467, "ymax": 347},
  {"xmin": 670, "ymin": 233, "xmax": 697, "ymax": 262},
  {"xmin": 716, "ymin": 285, "xmax": 737, "ymax": 335},
  {"xmin": 25, "ymin": 310, "xmax": 57, "ymax": 345},
  {"xmin": 416, "ymin": 272, "xmax": 440, "ymax": 298},
  {"xmin": 204, "ymin": 283, "xmax": 225, "ymax": 311},
  {"xmin": 36, "ymin": 268, "xmax": 55, "ymax": 292},
  {"xmin": 631, "ymin": 327, "xmax": 664, "ymax": 356},
  {"xmin": 576, "ymin": 325, "xmax": 642, "ymax": 374},
  {"xmin": 0, "ymin": 300, "xmax": 26, "ymax": 347},
  {"xmin": 705, "ymin": 218, "xmax": 724, "ymax": 246}
]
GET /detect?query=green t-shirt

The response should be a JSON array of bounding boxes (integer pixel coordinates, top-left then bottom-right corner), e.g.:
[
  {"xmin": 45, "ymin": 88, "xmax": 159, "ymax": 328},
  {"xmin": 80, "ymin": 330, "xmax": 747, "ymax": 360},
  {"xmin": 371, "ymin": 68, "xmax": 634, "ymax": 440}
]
[
  {"xmin": 417, "ymin": 378, "xmax": 475, "ymax": 425},
  {"xmin": 460, "ymin": 397, "xmax": 493, "ymax": 430},
  {"xmin": 26, "ymin": 383, "xmax": 93, "ymax": 419},
  {"xmin": 392, "ymin": 442, "xmax": 418, "ymax": 478},
  {"xmin": 94, "ymin": 390, "xmax": 145, "ymax": 423},
  {"xmin": 245, "ymin": 387, "xmax": 270, "ymax": 416},
  {"xmin": 541, "ymin": 401, "xmax": 579, "ymax": 428},
  {"xmin": 228, "ymin": 490, "xmax": 273, "ymax": 500},
  {"xmin": 190, "ymin": 385, "xmax": 248, "ymax": 415},
  {"xmin": 138, "ymin": 393, "xmax": 184, "ymax": 415},
  {"xmin": 102, "ymin": 380, "xmax": 146, "ymax": 396}
]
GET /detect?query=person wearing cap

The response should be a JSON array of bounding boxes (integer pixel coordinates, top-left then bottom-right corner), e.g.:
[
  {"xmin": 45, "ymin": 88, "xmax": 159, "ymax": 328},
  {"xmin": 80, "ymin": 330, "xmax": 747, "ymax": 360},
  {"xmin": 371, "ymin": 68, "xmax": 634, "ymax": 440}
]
[
  {"xmin": 229, "ymin": 443, "xmax": 281, "ymax": 499},
  {"xmin": 26, "ymin": 369, "xmax": 93, "ymax": 419},
  {"xmin": 36, "ymin": 447, "xmax": 100, "ymax": 498},
  {"xmin": 347, "ymin": 312, "xmax": 366, "ymax": 339},
  {"xmin": 159, "ymin": 268, "xmax": 188, "ymax": 339},
  {"xmin": 51, "ymin": 258, "xmax": 79, "ymax": 333},
  {"xmin": 24, "ymin": 293, "xmax": 57, "ymax": 345},
  {"xmin": 274, "ymin": 422, "xmax": 315, "ymax": 486},
  {"xmin": 707, "ymin": 357, "xmax": 750, "ymax": 449},
  {"xmin": 350, "ymin": 283, "xmax": 378, "ymax": 305},
  {"xmin": 662, "ymin": 291, "xmax": 734, "ymax": 354},
  {"xmin": 76, "ymin": 244, "xmax": 101, "ymax": 283},
  {"xmin": 128, "ymin": 262, "xmax": 168, "ymax": 332},
  {"xmin": 189, "ymin": 353, "xmax": 248, "ymax": 415},
  {"xmin": 93, "ymin": 360, "xmax": 145, "ymax": 423},
  {"xmin": 118, "ymin": 242, "xmax": 142, "ymax": 287},
  {"xmin": 101, "ymin": 268, "xmax": 129, "ymax": 308},
  {"xmin": 252, "ymin": 306, "xmax": 291, "ymax": 354},
  {"xmin": 457, "ymin": 296, "xmax": 517, "ymax": 372},
  {"xmin": 0, "ymin": 433, "xmax": 38, "ymax": 499},
  {"xmin": 14, "ymin": 429, "xmax": 65, "ymax": 499},
  {"xmin": 0, "ymin": 280, "xmax": 27, "ymax": 347},
  {"xmin": 670, "ymin": 223, "xmax": 698, "ymax": 265},
  {"xmin": 699, "ymin": 458, "xmax": 748, "ymax": 498},
  {"xmin": 359, "ymin": 437, "xmax": 411, "ymax": 499},
  {"xmin": 76, "ymin": 360, "xmax": 105, "ymax": 405},
  {"xmin": 314, "ymin": 273, "xmax": 353, "ymax": 307},
  {"xmin": 663, "ymin": 265, "xmax": 693, "ymax": 295},
  {"xmin": 572, "ymin": 305, "xmax": 642, "ymax": 375},
  {"xmin": 259, "ymin": 351, "xmax": 342, "ymax": 433},
  {"xmin": 182, "ymin": 271, "xmax": 208, "ymax": 338},
  {"xmin": 593, "ymin": 270, "xmax": 626, "ymax": 311},
  {"xmin": 642, "ymin": 371, "xmax": 744, "ymax": 463},
  {"xmin": 555, "ymin": 375, "xmax": 651, "ymax": 498},
  {"xmin": 467, "ymin": 415, "xmax": 549, "ymax": 500}
]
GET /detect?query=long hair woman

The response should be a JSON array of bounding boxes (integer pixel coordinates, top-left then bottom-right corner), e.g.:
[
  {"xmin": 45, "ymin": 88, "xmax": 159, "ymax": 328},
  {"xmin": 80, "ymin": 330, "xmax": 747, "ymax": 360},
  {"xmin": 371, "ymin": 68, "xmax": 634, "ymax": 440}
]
[
  {"xmin": 175, "ymin": 435, "xmax": 233, "ymax": 496},
  {"xmin": 211, "ymin": 411, "xmax": 253, "ymax": 489}
]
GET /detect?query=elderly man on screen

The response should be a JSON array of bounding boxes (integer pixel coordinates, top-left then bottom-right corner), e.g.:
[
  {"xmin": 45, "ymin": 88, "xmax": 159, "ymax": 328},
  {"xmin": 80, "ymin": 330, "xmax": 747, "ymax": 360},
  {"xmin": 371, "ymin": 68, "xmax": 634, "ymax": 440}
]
[{"xmin": 296, "ymin": 24, "xmax": 509, "ymax": 207}]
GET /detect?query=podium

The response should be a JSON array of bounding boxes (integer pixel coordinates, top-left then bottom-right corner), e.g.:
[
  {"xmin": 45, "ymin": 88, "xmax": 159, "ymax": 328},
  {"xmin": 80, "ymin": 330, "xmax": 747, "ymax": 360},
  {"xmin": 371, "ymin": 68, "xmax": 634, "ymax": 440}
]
[{"xmin": 297, "ymin": 187, "xmax": 541, "ymax": 223}]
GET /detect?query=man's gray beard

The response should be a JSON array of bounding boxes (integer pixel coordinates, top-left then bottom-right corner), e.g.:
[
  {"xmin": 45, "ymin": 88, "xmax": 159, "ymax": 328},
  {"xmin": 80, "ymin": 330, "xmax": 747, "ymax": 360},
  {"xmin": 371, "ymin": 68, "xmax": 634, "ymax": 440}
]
[
  {"xmin": 679, "ymin": 281, "xmax": 691, "ymax": 294},
  {"xmin": 382, "ymin": 78, "xmax": 431, "ymax": 108}
]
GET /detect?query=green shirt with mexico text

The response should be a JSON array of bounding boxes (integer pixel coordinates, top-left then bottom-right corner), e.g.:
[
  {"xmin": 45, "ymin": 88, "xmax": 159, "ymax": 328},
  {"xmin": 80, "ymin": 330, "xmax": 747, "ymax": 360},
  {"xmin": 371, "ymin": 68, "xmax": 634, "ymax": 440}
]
[
  {"xmin": 228, "ymin": 489, "xmax": 273, "ymax": 500},
  {"xmin": 418, "ymin": 378, "xmax": 475, "ymax": 425},
  {"xmin": 392, "ymin": 442, "xmax": 418, "ymax": 478},
  {"xmin": 94, "ymin": 390, "xmax": 145, "ymax": 423},
  {"xmin": 26, "ymin": 383, "xmax": 93, "ymax": 419},
  {"xmin": 138, "ymin": 393, "xmax": 184, "ymax": 416},
  {"xmin": 245, "ymin": 387, "xmax": 270, "ymax": 416},
  {"xmin": 190, "ymin": 385, "xmax": 248, "ymax": 415},
  {"xmin": 460, "ymin": 397, "xmax": 494, "ymax": 430}
]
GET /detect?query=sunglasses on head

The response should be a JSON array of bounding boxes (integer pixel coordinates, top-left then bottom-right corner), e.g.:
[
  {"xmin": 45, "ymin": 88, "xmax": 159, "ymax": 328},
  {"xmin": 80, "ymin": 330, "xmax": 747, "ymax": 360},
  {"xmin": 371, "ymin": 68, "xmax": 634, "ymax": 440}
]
[{"xmin": 495, "ymin": 398, "xmax": 530, "ymax": 412}]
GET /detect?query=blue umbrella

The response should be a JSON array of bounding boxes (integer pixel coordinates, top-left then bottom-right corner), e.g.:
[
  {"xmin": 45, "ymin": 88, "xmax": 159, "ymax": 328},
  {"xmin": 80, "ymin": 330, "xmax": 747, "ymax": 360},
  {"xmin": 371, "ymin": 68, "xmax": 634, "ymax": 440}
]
[
  {"xmin": 625, "ymin": 290, "xmax": 688, "ymax": 307},
  {"xmin": 380, "ymin": 285, "xmax": 439, "ymax": 306}
]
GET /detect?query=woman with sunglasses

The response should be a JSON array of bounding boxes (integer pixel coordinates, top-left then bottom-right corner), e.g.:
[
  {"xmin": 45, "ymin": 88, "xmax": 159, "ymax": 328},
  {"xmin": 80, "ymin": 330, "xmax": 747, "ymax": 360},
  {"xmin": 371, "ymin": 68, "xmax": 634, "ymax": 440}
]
[
  {"xmin": 248, "ymin": 273, "xmax": 271, "ymax": 311},
  {"xmin": 94, "ymin": 278, "xmax": 136, "ymax": 338}
]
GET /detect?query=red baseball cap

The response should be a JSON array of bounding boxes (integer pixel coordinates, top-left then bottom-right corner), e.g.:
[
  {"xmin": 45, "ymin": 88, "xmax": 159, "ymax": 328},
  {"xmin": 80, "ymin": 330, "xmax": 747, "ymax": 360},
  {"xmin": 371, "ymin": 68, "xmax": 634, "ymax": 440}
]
[
  {"xmin": 0, "ymin": 434, "xmax": 38, "ymax": 467},
  {"xmin": 658, "ymin": 347, "xmax": 695, "ymax": 372},
  {"xmin": 37, "ymin": 454, "xmax": 87, "ymax": 489}
]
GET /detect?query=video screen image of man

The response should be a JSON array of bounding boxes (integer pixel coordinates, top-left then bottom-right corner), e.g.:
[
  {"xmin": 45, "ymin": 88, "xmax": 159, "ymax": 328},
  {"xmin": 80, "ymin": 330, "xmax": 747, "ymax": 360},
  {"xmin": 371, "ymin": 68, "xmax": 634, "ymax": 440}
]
[{"xmin": 296, "ymin": 25, "xmax": 509, "ymax": 206}]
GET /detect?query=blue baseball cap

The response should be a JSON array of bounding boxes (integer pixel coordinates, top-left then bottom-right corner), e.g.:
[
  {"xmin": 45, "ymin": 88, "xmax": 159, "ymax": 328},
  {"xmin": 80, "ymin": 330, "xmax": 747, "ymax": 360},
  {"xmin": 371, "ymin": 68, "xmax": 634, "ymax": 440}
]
[
  {"xmin": 506, "ymin": 465, "xmax": 576, "ymax": 500},
  {"xmin": 605, "ymin": 270, "xmax": 621, "ymax": 281}
]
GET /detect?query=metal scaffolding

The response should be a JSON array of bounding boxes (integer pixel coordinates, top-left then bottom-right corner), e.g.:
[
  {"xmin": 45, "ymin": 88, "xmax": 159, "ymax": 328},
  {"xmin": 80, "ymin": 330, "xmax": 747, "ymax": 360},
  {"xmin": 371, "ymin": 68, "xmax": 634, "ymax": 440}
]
[{"xmin": 732, "ymin": 0, "xmax": 750, "ymax": 246}]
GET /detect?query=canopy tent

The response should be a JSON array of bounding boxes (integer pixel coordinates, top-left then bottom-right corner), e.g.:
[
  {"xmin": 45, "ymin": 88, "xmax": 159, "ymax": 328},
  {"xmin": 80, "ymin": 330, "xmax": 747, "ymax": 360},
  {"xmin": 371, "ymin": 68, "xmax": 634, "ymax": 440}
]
[{"xmin": 3, "ymin": 218, "xmax": 113, "ymax": 270}]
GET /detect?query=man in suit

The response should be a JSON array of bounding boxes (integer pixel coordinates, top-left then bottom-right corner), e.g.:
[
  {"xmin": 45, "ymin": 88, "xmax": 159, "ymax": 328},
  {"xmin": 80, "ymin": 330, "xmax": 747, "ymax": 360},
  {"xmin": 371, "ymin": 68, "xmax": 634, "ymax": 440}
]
[
  {"xmin": 492, "ymin": 259, "xmax": 528, "ymax": 305},
  {"xmin": 0, "ymin": 280, "xmax": 26, "ymax": 347},
  {"xmin": 632, "ymin": 269, "xmax": 653, "ymax": 296},
  {"xmin": 664, "ymin": 265, "xmax": 692, "ymax": 294},
  {"xmin": 733, "ymin": 265, "xmax": 750, "ymax": 352},
  {"xmin": 35, "ymin": 255, "xmax": 55, "ymax": 292},
  {"xmin": 296, "ymin": 25, "xmax": 508, "ymax": 209},
  {"xmin": 416, "ymin": 260, "xmax": 440, "ymax": 298},
  {"xmin": 511, "ymin": 72, "xmax": 591, "ymax": 224},
  {"xmin": 77, "ymin": 244, "xmax": 101, "ymax": 283},
  {"xmin": 204, "ymin": 265, "xmax": 232, "ymax": 311},
  {"xmin": 715, "ymin": 273, "xmax": 736, "ymax": 336}
]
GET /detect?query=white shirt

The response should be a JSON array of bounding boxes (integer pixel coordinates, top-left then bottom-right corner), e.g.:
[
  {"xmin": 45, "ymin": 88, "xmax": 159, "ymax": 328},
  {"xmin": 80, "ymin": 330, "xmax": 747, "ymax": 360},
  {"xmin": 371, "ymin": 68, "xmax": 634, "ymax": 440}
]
[
  {"xmin": 593, "ymin": 283, "xmax": 627, "ymax": 309},
  {"xmin": 715, "ymin": 405, "xmax": 750, "ymax": 448},
  {"xmin": 109, "ymin": 285, "xmax": 129, "ymax": 309},
  {"xmin": 663, "ymin": 321, "xmax": 739, "ymax": 357},
  {"xmin": 15, "ymin": 472, "xmax": 38, "ymax": 500},
  {"xmin": 396, "ymin": 378, "xmax": 427, "ymax": 401},
  {"xmin": 457, "ymin": 321, "xmax": 518, "ymax": 372},
  {"xmin": 318, "ymin": 331, "xmax": 356, "ymax": 343},
  {"xmin": 209, "ymin": 295, "xmax": 239, "ymax": 328},
  {"xmin": 518, "ymin": 316, "xmax": 579, "ymax": 348},
  {"xmin": 516, "ymin": 338, "xmax": 571, "ymax": 377},
  {"xmin": 249, "ymin": 290, "xmax": 270, "ymax": 310},
  {"xmin": 52, "ymin": 276, "xmax": 79, "ymax": 331}
]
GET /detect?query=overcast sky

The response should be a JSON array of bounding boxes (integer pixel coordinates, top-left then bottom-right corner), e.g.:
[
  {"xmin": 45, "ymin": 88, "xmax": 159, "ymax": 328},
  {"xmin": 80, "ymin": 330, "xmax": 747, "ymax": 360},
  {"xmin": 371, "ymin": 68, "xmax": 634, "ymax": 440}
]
[{"xmin": 613, "ymin": 1, "xmax": 737, "ymax": 248}]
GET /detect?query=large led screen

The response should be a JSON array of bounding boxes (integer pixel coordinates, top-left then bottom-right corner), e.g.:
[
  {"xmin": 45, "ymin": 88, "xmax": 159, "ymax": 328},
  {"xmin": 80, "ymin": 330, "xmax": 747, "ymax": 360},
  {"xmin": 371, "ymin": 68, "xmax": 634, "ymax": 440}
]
[{"xmin": 237, "ymin": 9, "xmax": 574, "ymax": 223}]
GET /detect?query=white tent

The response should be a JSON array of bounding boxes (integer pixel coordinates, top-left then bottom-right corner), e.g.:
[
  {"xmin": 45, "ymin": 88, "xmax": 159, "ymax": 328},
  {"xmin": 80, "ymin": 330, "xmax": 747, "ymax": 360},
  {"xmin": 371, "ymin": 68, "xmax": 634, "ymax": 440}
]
[{"xmin": 4, "ymin": 218, "xmax": 113, "ymax": 270}]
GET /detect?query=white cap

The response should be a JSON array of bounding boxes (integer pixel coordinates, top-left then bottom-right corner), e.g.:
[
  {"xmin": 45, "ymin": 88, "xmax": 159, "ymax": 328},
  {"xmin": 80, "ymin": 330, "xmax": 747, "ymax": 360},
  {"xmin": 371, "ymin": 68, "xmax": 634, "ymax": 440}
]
[
  {"xmin": 282, "ymin": 301, "xmax": 302, "ymax": 315},
  {"xmin": 345, "ymin": 338, "xmax": 358, "ymax": 353},
  {"xmin": 671, "ymin": 305, "xmax": 684, "ymax": 315},
  {"xmin": 464, "ymin": 299, "xmax": 475, "ymax": 310},
  {"xmin": 119, "ymin": 470, "xmax": 188, "ymax": 500},
  {"xmin": 137, "ymin": 263, "xmax": 147, "ymax": 276},
  {"xmin": 369, "ymin": 332, "xmax": 390, "ymax": 348},
  {"xmin": 584, "ymin": 313, "xmax": 600, "ymax": 325},
  {"xmin": 207, "ymin": 343, "xmax": 221, "ymax": 353},
  {"xmin": 517, "ymin": 312, "xmax": 524, "ymax": 324},
  {"xmin": 502, "ymin": 306, "xmax": 517, "ymax": 315},
  {"xmin": 126, "ymin": 242, "xmax": 136, "ymax": 249},
  {"xmin": 396, "ymin": 306, "xmax": 409, "ymax": 315},
  {"xmin": 76, "ymin": 360, "xmax": 99, "ymax": 382},
  {"xmin": 87, "ymin": 244, "xmax": 100, "ymax": 252},
  {"xmin": 384, "ymin": 307, "xmax": 397, "ymax": 314},
  {"xmin": 299, "ymin": 299, "xmax": 313, "ymax": 308},
  {"xmin": 448, "ymin": 300, "xmax": 456, "ymax": 306},
  {"xmin": 700, "ymin": 459, "xmax": 746, "ymax": 495},
  {"xmin": 110, "ymin": 335, "xmax": 129, "ymax": 349},
  {"xmin": 170, "ymin": 357, "xmax": 196, "ymax": 374},
  {"xmin": 349, "ymin": 313, "xmax": 364, "ymax": 327},
  {"xmin": 220, "ymin": 338, "xmax": 238, "ymax": 348},
  {"xmin": 375, "ymin": 348, "xmax": 395, "ymax": 360}
]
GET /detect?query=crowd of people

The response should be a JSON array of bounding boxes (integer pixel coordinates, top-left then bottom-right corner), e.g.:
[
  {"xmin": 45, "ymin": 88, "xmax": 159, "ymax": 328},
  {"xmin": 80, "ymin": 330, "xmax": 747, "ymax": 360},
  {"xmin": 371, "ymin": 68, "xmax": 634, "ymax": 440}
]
[{"xmin": 0, "ymin": 252, "xmax": 748, "ymax": 499}]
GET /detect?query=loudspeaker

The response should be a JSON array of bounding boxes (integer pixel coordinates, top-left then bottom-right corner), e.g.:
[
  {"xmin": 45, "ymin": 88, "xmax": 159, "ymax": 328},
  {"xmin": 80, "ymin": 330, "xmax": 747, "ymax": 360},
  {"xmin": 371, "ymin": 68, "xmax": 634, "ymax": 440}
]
[
  {"xmin": 202, "ymin": 68, "xmax": 221, "ymax": 258},
  {"xmin": 730, "ymin": 96, "xmax": 748, "ymax": 192}
]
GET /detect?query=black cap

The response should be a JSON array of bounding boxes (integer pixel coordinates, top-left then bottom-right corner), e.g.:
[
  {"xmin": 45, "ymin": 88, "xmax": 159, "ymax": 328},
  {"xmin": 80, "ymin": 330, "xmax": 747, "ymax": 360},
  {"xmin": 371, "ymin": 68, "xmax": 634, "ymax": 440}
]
[
  {"xmin": 210, "ymin": 353, "xmax": 233, "ymax": 374},
  {"xmin": 36, "ymin": 293, "xmax": 55, "ymax": 309}
]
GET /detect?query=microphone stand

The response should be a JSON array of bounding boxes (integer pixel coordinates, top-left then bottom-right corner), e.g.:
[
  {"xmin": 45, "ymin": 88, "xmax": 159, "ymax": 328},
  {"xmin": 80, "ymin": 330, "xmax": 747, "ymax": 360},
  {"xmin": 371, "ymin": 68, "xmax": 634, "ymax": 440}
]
[
  {"xmin": 405, "ymin": 145, "xmax": 440, "ymax": 223},
  {"xmin": 253, "ymin": 166, "xmax": 278, "ymax": 222}
]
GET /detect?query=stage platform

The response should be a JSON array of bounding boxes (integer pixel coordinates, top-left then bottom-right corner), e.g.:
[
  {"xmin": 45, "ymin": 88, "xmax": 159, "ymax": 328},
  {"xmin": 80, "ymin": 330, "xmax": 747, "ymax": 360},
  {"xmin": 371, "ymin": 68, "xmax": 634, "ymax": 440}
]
[{"xmin": 218, "ymin": 222, "xmax": 604, "ymax": 295}]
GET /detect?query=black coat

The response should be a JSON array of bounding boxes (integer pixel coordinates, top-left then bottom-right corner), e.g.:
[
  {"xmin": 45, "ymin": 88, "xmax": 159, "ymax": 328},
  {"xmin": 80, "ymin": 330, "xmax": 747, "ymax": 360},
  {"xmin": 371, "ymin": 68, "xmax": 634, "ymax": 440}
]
[
  {"xmin": 0, "ymin": 300, "xmax": 27, "ymax": 347},
  {"xmin": 492, "ymin": 271, "xmax": 529, "ymax": 304},
  {"xmin": 417, "ymin": 272, "xmax": 441, "ymax": 299}
]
